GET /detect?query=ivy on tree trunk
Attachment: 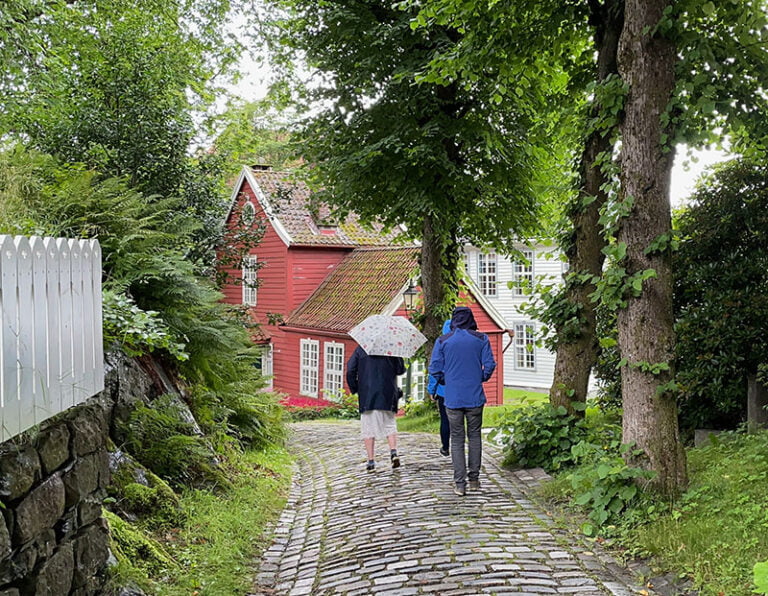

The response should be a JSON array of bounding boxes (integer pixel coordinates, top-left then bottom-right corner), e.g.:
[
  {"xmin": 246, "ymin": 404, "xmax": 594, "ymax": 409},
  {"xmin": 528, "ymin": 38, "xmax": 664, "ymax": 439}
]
[
  {"xmin": 550, "ymin": 0, "xmax": 623, "ymax": 416},
  {"xmin": 616, "ymin": 0, "xmax": 687, "ymax": 496}
]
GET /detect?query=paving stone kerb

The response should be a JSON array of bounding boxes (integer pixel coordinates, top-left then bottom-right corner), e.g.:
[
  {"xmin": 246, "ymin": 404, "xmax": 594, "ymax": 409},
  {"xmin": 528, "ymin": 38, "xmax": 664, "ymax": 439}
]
[{"xmin": 251, "ymin": 422, "xmax": 653, "ymax": 596}]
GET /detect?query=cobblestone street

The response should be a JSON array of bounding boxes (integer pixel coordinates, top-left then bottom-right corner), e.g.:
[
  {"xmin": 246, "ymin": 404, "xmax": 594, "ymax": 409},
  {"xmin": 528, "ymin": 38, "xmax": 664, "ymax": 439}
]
[{"xmin": 250, "ymin": 422, "xmax": 651, "ymax": 596}]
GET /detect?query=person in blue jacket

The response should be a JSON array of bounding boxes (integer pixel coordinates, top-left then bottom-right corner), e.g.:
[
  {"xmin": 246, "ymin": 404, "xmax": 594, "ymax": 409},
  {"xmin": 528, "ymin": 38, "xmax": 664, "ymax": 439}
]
[
  {"xmin": 346, "ymin": 346, "xmax": 406, "ymax": 472},
  {"xmin": 427, "ymin": 319, "xmax": 452, "ymax": 457},
  {"xmin": 429, "ymin": 306, "xmax": 496, "ymax": 496}
]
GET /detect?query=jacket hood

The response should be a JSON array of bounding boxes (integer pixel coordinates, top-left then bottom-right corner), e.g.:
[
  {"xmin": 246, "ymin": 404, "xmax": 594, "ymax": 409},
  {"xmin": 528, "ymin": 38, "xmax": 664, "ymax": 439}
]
[{"xmin": 450, "ymin": 307, "xmax": 477, "ymax": 331}]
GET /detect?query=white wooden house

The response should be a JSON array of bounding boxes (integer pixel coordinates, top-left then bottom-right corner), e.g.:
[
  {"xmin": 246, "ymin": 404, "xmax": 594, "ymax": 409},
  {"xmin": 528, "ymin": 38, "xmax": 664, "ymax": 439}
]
[{"xmin": 462, "ymin": 242, "xmax": 565, "ymax": 391}]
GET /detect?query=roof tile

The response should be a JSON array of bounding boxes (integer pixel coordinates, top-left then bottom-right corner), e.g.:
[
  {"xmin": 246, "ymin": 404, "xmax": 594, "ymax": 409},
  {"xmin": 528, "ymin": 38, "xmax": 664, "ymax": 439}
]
[
  {"xmin": 252, "ymin": 169, "xmax": 403, "ymax": 247},
  {"xmin": 284, "ymin": 247, "xmax": 420, "ymax": 332}
]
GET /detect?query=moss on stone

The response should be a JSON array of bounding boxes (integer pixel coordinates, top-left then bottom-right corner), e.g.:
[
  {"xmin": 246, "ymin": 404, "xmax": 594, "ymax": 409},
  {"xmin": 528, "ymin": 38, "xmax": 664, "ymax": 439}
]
[
  {"xmin": 104, "ymin": 510, "xmax": 177, "ymax": 574},
  {"xmin": 122, "ymin": 481, "xmax": 184, "ymax": 528}
]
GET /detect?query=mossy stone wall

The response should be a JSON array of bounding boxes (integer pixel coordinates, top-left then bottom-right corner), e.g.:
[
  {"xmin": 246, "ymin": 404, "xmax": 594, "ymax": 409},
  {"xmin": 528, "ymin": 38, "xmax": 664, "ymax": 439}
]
[{"xmin": 0, "ymin": 351, "xmax": 163, "ymax": 595}]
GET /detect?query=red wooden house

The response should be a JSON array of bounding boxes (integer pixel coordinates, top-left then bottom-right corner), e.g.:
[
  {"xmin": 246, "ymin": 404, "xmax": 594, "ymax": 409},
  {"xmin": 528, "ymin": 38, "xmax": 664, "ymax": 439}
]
[{"xmin": 220, "ymin": 166, "xmax": 507, "ymax": 406}]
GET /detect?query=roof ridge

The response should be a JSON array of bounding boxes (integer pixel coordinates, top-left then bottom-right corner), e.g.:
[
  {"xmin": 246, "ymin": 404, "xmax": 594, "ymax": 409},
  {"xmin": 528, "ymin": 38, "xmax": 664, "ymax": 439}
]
[{"xmin": 352, "ymin": 246, "xmax": 419, "ymax": 252}]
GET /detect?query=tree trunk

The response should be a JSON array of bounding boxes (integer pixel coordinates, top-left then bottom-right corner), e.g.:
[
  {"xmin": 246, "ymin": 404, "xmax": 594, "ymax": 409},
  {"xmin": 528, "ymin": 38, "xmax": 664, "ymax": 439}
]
[
  {"xmin": 616, "ymin": 0, "xmax": 687, "ymax": 496},
  {"xmin": 747, "ymin": 373, "xmax": 768, "ymax": 432},
  {"xmin": 550, "ymin": 0, "xmax": 624, "ymax": 415},
  {"xmin": 420, "ymin": 213, "xmax": 448, "ymax": 364}
]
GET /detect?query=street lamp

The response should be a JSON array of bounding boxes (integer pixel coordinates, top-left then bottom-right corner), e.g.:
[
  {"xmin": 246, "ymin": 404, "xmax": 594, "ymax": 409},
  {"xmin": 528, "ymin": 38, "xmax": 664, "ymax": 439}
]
[{"xmin": 402, "ymin": 281, "xmax": 418, "ymax": 312}]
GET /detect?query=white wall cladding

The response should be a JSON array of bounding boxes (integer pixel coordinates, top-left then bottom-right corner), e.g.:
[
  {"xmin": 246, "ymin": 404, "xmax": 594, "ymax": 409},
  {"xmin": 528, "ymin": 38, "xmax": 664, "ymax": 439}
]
[
  {"xmin": 0, "ymin": 235, "xmax": 104, "ymax": 441},
  {"xmin": 464, "ymin": 243, "xmax": 564, "ymax": 390}
]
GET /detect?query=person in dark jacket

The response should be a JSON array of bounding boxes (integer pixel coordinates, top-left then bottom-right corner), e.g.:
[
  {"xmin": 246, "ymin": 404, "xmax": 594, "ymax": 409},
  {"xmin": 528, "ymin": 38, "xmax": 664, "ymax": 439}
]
[
  {"xmin": 346, "ymin": 346, "xmax": 406, "ymax": 472},
  {"xmin": 429, "ymin": 307, "xmax": 496, "ymax": 496},
  {"xmin": 427, "ymin": 319, "xmax": 452, "ymax": 457}
]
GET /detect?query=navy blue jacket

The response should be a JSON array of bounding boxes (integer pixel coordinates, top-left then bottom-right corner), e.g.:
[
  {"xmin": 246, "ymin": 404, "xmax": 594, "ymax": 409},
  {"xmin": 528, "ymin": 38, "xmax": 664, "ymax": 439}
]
[
  {"xmin": 429, "ymin": 307, "xmax": 496, "ymax": 409},
  {"xmin": 346, "ymin": 346, "xmax": 406, "ymax": 413}
]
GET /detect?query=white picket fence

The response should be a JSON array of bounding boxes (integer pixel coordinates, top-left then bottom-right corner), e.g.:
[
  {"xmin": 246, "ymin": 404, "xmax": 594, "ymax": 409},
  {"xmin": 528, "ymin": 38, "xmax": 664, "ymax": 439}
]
[{"xmin": 0, "ymin": 235, "xmax": 104, "ymax": 442}]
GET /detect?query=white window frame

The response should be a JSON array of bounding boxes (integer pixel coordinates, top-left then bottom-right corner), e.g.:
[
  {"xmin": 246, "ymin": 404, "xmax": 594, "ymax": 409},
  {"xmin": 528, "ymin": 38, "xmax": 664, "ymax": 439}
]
[
  {"xmin": 411, "ymin": 360, "xmax": 426, "ymax": 402},
  {"xmin": 242, "ymin": 255, "xmax": 258, "ymax": 306},
  {"xmin": 300, "ymin": 339, "xmax": 320, "ymax": 397},
  {"xmin": 513, "ymin": 249, "xmax": 534, "ymax": 296},
  {"xmin": 323, "ymin": 341, "xmax": 345, "ymax": 395},
  {"xmin": 397, "ymin": 360, "xmax": 425, "ymax": 401},
  {"xmin": 513, "ymin": 322, "xmax": 536, "ymax": 370},
  {"xmin": 477, "ymin": 252, "xmax": 498, "ymax": 297},
  {"xmin": 261, "ymin": 344, "xmax": 274, "ymax": 390}
]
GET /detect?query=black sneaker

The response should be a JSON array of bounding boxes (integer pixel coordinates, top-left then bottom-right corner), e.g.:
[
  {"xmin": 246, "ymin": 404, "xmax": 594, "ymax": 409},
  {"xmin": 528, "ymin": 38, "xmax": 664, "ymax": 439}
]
[
  {"xmin": 366, "ymin": 461, "xmax": 375, "ymax": 472},
  {"xmin": 453, "ymin": 484, "xmax": 466, "ymax": 496},
  {"xmin": 440, "ymin": 447, "xmax": 449, "ymax": 457},
  {"xmin": 391, "ymin": 454, "xmax": 401, "ymax": 469}
]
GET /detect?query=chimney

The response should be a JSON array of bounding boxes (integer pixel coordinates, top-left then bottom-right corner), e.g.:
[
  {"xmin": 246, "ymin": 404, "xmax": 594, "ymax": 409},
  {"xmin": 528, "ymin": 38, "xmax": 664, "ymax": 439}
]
[{"xmin": 252, "ymin": 164, "xmax": 272, "ymax": 171}]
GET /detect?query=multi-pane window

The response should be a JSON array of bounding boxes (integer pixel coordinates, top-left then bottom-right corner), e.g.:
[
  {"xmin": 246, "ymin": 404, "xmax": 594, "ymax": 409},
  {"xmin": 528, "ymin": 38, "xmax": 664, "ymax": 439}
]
[
  {"xmin": 323, "ymin": 342, "xmax": 345, "ymax": 395},
  {"xmin": 513, "ymin": 322, "xmax": 536, "ymax": 370},
  {"xmin": 300, "ymin": 339, "xmax": 319, "ymax": 397},
  {"xmin": 477, "ymin": 252, "xmax": 498, "ymax": 297},
  {"xmin": 397, "ymin": 361, "xmax": 425, "ymax": 401},
  {"xmin": 513, "ymin": 249, "xmax": 534, "ymax": 296},
  {"xmin": 411, "ymin": 360, "xmax": 426, "ymax": 401},
  {"xmin": 242, "ymin": 255, "xmax": 258, "ymax": 306},
  {"xmin": 261, "ymin": 344, "xmax": 274, "ymax": 390}
]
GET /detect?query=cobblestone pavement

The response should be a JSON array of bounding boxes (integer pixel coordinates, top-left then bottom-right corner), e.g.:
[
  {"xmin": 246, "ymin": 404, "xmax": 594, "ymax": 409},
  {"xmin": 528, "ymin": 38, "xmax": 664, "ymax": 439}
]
[{"xmin": 250, "ymin": 422, "xmax": 653, "ymax": 596}]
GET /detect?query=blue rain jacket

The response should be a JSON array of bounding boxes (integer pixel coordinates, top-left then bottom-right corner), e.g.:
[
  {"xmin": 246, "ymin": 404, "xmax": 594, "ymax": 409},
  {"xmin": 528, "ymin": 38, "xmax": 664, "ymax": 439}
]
[
  {"xmin": 426, "ymin": 319, "xmax": 452, "ymax": 397},
  {"xmin": 428, "ymin": 307, "xmax": 496, "ymax": 409}
]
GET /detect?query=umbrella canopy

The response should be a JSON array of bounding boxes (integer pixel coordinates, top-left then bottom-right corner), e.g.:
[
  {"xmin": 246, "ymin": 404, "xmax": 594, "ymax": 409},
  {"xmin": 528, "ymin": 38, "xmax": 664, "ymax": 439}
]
[{"xmin": 349, "ymin": 315, "xmax": 427, "ymax": 358}]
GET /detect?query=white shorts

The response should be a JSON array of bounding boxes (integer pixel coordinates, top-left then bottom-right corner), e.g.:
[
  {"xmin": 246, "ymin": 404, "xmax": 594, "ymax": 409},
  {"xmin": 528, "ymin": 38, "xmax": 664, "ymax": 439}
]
[{"xmin": 360, "ymin": 410, "xmax": 397, "ymax": 439}]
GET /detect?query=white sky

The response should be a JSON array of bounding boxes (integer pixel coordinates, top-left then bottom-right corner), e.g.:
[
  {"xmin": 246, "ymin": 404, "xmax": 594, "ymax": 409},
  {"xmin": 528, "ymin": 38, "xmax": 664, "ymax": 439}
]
[{"xmin": 670, "ymin": 146, "xmax": 730, "ymax": 207}]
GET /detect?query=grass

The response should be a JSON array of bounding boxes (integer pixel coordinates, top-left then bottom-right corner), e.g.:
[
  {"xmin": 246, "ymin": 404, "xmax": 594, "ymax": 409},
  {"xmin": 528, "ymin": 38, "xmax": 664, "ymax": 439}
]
[
  {"xmin": 536, "ymin": 428, "xmax": 768, "ymax": 596},
  {"xmin": 110, "ymin": 444, "xmax": 293, "ymax": 595},
  {"xmin": 623, "ymin": 431, "xmax": 768, "ymax": 595},
  {"xmin": 485, "ymin": 387, "xmax": 548, "ymax": 427},
  {"xmin": 396, "ymin": 387, "xmax": 549, "ymax": 433},
  {"xmin": 503, "ymin": 387, "xmax": 548, "ymax": 405}
]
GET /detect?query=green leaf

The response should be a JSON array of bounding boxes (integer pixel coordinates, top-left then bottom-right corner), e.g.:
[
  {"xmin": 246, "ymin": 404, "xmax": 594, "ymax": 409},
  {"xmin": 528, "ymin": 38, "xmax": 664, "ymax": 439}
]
[
  {"xmin": 619, "ymin": 485, "xmax": 638, "ymax": 501},
  {"xmin": 754, "ymin": 561, "xmax": 768, "ymax": 593}
]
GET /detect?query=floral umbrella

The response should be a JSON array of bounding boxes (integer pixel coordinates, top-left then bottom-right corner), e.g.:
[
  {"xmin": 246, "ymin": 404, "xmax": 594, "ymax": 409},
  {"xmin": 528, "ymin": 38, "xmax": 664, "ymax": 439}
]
[{"xmin": 349, "ymin": 315, "xmax": 427, "ymax": 358}]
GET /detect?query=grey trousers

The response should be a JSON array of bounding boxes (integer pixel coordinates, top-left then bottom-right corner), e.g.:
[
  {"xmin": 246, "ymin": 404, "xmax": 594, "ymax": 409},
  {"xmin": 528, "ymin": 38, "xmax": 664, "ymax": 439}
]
[{"xmin": 446, "ymin": 405, "xmax": 484, "ymax": 487}]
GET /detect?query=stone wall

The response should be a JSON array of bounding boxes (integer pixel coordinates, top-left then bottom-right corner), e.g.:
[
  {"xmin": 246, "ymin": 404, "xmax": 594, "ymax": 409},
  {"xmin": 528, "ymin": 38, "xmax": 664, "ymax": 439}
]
[
  {"xmin": 0, "ymin": 402, "xmax": 110, "ymax": 595},
  {"xmin": 0, "ymin": 351, "xmax": 164, "ymax": 596}
]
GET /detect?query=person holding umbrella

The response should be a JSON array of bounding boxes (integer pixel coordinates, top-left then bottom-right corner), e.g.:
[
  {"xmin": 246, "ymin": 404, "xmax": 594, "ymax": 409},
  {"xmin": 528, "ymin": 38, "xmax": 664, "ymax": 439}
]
[{"xmin": 347, "ymin": 314, "xmax": 426, "ymax": 472}]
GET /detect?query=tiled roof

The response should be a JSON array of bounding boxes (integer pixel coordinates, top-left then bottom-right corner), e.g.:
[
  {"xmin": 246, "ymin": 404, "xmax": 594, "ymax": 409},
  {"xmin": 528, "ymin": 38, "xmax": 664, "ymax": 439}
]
[
  {"xmin": 250, "ymin": 169, "xmax": 403, "ymax": 247},
  {"xmin": 284, "ymin": 247, "xmax": 420, "ymax": 333}
]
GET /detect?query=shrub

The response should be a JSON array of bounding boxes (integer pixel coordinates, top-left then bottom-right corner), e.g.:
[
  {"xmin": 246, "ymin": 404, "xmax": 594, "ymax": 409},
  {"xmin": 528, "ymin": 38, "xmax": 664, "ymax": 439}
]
[
  {"xmin": 674, "ymin": 158, "xmax": 768, "ymax": 430},
  {"xmin": 120, "ymin": 395, "xmax": 230, "ymax": 489},
  {"xmin": 489, "ymin": 403, "xmax": 592, "ymax": 472},
  {"xmin": 567, "ymin": 440, "xmax": 656, "ymax": 535}
]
